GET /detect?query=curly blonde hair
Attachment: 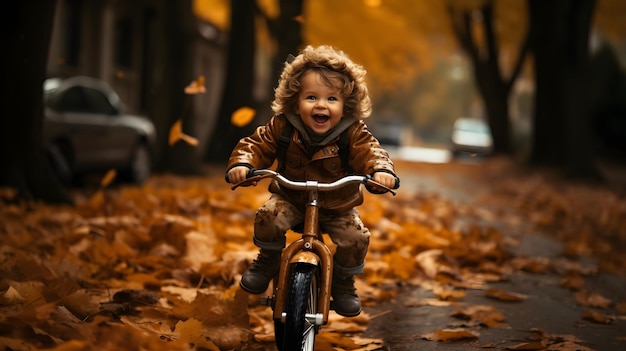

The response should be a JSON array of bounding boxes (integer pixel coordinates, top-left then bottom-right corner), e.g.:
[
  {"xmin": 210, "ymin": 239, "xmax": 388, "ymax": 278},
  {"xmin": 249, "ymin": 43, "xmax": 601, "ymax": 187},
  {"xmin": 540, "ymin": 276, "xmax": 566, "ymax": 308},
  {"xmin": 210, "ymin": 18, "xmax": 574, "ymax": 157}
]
[{"xmin": 271, "ymin": 45, "xmax": 372, "ymax": 119}]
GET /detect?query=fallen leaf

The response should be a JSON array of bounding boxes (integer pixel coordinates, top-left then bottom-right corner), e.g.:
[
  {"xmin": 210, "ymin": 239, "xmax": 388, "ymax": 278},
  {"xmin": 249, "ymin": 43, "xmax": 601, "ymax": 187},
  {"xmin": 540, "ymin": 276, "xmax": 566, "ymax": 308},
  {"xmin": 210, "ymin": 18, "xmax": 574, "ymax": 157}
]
[
  {"xmin": 422, "ymin": 328, "xmax": 479, "ymax": 341},
  {"xmin": 451, "ymin": 304, "xmax": 506, "ymax": 328},
  {"xmin": 484, "ymin": 288, "xmax": 527, "ymax": 302},
  {"xmin": 575, "ymin": 291, "xmax": 612, "ymax": 309},
  {"xmin": 582, "ymin": 309, "xmax": 613, "ymax": 324},
  {"xmin": 505, "ymin": 341, "xmax": 546, "ymax": 350},
  {"xmin": 433, "ymin": 285, "xmax": 466, "ymax": 301}
]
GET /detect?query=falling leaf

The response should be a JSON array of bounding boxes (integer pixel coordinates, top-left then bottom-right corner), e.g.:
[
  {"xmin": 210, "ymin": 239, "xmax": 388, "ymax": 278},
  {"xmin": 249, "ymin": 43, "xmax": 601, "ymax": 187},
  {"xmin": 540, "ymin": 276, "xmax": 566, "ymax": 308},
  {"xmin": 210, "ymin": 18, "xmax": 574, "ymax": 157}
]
[
  {"xmin": 422, "ymin": 328, "xmax": 479, "ymax": 341},
  {"xmin": 294, "ymin": 15, "xmax": 305, "ymax": 23},
  {"xmin": 100, "ymin": 169, "xmax": 117, "ymax": 187},
  {"xmin": 484, "ymin": 288, "xmax": 527, "ymax": 302},
  {"xmin": 231, "ymin": 106, "xmax": 256, "ymax": 127},
  {"xmin": 168, "ymin": 119, "xmax": 199, "ymax": 146},
  {"xmin": 184, "ymin": 75, "xmax": 207, "ymax": 94}
]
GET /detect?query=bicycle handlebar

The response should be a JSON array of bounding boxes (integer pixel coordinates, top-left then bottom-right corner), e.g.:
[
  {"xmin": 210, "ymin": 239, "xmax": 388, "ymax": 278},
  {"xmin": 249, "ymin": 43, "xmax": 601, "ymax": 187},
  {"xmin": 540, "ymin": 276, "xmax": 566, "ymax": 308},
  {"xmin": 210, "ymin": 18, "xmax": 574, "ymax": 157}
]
[{"xmin": 231, "ymin": 169, "xmax": 396, "ymax": 196}]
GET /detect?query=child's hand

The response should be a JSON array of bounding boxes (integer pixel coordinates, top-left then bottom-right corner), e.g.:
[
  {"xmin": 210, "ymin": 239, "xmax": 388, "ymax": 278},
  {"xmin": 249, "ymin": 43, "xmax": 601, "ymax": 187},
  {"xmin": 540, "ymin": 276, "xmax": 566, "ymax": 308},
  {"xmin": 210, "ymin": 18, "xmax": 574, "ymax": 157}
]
[
  {"xmin": 372, "ymin": 172, "xmax": 397, "ymax": 190},
  {"xmin": 227, "ymin": 166, "xmax": 251, "ymax": 184}
]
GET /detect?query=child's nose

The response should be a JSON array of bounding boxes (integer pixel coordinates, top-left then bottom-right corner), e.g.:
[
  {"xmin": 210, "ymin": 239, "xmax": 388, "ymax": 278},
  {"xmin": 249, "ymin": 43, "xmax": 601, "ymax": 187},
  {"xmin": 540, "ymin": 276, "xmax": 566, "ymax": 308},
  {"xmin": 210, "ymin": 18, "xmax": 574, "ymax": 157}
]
[{"xmin": 315, "ymin": 99, "xmax": 327, "ymax": 108}]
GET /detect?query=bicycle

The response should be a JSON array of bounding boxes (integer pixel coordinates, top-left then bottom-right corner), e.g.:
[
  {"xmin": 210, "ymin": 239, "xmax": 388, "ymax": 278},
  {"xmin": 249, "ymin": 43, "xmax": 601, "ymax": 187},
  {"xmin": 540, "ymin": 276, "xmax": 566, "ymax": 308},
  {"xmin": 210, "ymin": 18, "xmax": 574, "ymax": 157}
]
[{"xmin": 231, "ymin": 169, "xmax": 397, "ymax": 351}]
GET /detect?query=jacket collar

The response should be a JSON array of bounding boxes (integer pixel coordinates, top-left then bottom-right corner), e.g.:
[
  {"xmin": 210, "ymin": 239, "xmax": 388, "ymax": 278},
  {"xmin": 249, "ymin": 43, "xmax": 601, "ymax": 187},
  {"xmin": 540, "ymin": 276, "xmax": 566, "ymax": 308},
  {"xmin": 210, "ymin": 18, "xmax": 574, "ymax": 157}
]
[{"xmin": 285, "ymin": 112, "xmax": 357, "ymax": 147}]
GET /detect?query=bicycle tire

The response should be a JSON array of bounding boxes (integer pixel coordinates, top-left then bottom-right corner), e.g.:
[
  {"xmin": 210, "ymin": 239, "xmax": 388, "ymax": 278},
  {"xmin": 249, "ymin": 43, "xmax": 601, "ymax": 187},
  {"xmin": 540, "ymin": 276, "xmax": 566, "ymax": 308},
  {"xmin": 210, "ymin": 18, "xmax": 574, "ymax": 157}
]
[{"xmin": 275, "ymin": 262, "xmax": 318, "ymax": 351}]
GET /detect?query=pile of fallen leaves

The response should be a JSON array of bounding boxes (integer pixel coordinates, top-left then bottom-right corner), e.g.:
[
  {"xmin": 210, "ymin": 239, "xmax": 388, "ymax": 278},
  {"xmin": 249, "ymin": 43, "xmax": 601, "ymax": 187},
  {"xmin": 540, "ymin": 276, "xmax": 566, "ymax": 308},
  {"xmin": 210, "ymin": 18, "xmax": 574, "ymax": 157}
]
[{"xmin": 1, "ymin": 159, "xmax": 626, "ymax": 350}]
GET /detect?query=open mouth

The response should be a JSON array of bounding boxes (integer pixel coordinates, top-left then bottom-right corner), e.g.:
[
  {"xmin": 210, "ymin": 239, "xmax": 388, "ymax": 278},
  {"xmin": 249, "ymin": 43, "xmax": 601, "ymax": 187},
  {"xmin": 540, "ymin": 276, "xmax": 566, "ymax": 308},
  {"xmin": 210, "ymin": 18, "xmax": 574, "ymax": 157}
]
[{"xmin": 313, "ymin": 114, "xmax": 330, "ymax": 124}]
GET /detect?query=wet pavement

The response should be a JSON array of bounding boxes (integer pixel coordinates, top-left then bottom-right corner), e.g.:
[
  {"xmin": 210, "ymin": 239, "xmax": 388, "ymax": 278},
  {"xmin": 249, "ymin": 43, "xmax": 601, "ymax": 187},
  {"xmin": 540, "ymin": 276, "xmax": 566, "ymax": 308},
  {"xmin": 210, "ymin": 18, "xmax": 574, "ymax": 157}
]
[{"xmin": 362, "ymin": 157, "xmax": 626, "ymax": 351}]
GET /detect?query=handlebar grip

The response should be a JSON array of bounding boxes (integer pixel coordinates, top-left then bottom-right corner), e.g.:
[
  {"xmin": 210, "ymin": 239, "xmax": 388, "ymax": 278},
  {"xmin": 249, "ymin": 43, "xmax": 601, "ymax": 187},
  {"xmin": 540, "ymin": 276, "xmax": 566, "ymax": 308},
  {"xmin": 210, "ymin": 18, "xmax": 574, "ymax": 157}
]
[{"xmin": 246, "ymin": 168, "xmax": 257, "ymax": 178}]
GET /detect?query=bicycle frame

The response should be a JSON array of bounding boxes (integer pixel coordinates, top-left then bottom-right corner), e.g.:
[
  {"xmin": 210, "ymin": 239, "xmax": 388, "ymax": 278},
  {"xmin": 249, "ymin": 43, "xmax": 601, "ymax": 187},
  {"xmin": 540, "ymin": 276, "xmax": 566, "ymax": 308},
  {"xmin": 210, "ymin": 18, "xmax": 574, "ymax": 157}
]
[{"xmin": 273, "ymin": 181, "xmax": 333, "ymax": 325}]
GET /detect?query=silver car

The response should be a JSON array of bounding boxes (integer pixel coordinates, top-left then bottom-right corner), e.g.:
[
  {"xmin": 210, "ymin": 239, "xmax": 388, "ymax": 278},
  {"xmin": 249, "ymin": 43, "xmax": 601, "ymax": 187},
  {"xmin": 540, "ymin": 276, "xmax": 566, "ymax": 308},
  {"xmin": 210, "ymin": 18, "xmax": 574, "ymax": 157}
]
[
  {"xmin": 450, "ymin": 117, "xmax": 493, "ymax": 156},
  {"xmin": 43, "ymin": 76, "xmax": 156, "ymax": 184}
]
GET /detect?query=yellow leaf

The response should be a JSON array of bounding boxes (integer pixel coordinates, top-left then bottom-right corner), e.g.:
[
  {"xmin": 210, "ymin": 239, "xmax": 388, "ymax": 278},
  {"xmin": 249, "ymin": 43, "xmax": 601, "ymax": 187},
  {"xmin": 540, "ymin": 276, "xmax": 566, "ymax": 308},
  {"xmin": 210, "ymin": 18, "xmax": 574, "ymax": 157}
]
[
  {"xmin": 231, "ymin": 106, "xmax": 256, "ymax": 127},
  {"xmin": 100, "ymin": 169, "xmax": 117, "ymax": 188},
  {"xmin": 184, "ymin": 75, "xmax": 207, "ymax": 95}
]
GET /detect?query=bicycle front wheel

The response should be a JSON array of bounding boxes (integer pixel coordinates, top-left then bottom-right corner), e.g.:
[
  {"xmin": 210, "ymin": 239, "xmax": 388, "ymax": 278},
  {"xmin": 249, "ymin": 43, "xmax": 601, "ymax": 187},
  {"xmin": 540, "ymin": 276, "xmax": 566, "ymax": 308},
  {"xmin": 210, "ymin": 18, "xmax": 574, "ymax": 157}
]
[{"xmin": 275, "ymin": 262, "xmax": 319, "ymax": 351}]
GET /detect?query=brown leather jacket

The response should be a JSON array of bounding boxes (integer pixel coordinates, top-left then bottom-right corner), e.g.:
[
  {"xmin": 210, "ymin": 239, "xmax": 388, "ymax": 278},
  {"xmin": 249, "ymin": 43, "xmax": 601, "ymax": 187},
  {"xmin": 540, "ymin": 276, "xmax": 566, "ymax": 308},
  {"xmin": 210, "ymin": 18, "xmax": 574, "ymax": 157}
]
[{"xmin": 227, "ymin": 113, "xmax": 397, "ymax": 212}]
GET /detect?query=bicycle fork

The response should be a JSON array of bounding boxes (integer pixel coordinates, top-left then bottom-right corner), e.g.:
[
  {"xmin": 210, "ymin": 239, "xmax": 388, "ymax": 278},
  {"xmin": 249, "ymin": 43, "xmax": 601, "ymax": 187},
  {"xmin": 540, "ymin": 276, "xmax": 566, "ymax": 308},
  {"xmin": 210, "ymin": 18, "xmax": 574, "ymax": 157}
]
[{"xmin": 270, "ymin": 186, "xmax": 334, "ymax": 327}]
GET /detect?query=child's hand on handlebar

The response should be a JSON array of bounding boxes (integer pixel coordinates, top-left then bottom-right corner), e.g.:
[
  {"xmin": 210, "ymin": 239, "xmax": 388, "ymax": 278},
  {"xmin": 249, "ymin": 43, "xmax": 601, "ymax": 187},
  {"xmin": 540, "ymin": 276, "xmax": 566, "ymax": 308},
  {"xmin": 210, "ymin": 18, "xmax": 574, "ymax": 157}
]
[
  {"xmin": 228, "ymin": 166, "xmax": 253, "ymax": 184},
  {"xmin": 372, "ymin": 172, "xmax": 397, "ymax": 190}
]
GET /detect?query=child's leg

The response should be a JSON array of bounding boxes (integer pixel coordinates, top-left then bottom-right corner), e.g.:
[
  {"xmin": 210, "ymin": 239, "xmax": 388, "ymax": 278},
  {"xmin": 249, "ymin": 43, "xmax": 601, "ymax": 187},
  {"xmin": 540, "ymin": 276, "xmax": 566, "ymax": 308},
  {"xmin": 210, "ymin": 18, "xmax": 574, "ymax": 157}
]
[
  {"xmin": 240, "ymin": 195, "xmax": 303, "ymax": 294},
  {"xmin": 321, "ymin": 209, "xmax": 370, "ymax": 316},
  {"xmin": 321, "ymin": 208, "xmax": 370, "ymax": 268}
]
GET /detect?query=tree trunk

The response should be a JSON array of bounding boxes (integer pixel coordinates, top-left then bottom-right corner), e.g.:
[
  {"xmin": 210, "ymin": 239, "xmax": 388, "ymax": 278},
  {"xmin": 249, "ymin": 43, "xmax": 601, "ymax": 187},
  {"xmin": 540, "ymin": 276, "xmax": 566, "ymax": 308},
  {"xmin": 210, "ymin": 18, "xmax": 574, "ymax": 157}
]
[
  {"xmin": 528, "ymin": 0, "xmax": 599, "ymax": 178},
  {"xmin": 205, "ymin": 0, "xmax": 257, "ymax": 163},
  {"xmin": 0, "ymin": 1, "xmax": 71, "ymax": 204},
  {"xmin": 271, "ymin": 0, "xmax": 304, "ymax": 87},
  {"xmin": 475, "ymin": 54, "xmax": 513, "ymax": 154},
  {"xmin": 447, "ymin": 0, "xmax": 528, "ymax": 155},
  {"xmin": 150, "ymin": 0, "xmax": 201, "ymax": 174}
]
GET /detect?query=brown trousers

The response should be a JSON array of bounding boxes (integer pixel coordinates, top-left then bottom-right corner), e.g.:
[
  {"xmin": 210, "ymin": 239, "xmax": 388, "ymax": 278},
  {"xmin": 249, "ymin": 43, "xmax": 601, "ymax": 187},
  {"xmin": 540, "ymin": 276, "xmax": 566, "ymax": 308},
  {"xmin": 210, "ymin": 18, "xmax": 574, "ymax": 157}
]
[{"xmin": 253, "ymin": 194, "xmax": 370, "ymax": 272}]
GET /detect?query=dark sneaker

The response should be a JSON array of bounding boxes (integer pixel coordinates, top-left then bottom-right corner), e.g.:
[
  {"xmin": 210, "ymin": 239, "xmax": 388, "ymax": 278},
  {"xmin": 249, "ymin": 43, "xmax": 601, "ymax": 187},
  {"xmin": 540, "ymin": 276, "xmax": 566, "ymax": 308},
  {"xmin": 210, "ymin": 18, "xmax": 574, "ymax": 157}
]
[
  {"xmin": 240, "ymin": 250, "xmax": 281, "ymax": 294},
  {"xmin": 331, "ymin": 275, "xmax": 361, "ymax": 317}
]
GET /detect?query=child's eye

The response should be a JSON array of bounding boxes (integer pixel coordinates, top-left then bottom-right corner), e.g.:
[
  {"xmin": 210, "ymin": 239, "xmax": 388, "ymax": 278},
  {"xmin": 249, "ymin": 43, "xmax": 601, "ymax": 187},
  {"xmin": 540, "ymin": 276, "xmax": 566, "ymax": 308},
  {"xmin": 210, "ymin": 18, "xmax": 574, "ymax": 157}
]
[
  {"xmin": 306, "ymin": 95, "xmax": 316, "ymax": 101},
  {"xmin": 328, "ymin": 96, "xmax": 338, "ymax": 102}
]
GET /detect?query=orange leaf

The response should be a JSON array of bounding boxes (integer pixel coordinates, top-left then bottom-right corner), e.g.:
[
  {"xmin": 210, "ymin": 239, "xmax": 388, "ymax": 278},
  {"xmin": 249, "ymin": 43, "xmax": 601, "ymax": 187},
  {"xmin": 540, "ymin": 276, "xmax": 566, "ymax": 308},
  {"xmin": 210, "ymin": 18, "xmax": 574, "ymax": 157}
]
[
  {"xmin": 169, "ymin": 119, "xmax": 199, "ymax": 146},
  {"xmin": 184, "ymin": 75, "xmax": 207, "ymax": 94},
  {"xmin": 582, "ymin": 309, "xmax": 613, "ymax": 324},
  {"xmin": 484, "ymin": 288, "xmax": 527, "ymax": 302},
  {"xmin": 575, "ymin": 291, "xmax": 612, "ymax": 309},
  {"xmin": 422, "ymin": 328, "xmax": 479, "ymax": 341},
  {"xmin": 100, "ymin": 169, "xmax": 117, "ymax": 187},
  {"xmin": 231, "ymin": 106, "xmax": 256, "ymax": 127},
  {"xmin": 505, "ymin": 341, "xmax": 546, "ymax": 350}
]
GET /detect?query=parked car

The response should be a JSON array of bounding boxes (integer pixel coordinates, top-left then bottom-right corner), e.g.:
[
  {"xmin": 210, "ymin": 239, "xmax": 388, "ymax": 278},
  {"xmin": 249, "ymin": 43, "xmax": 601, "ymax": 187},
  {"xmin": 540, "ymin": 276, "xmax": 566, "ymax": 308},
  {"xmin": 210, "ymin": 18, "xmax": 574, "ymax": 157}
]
[
  {"xmin": 450, "ymin": 117, "xmax": 493, "ymax": 156},
  {"xmin": 43, "ymin": 76, "xmax": 156, "ymax": 184},
  {"xmin": 367, "ymin": 119, "xmax": 411, "ymax": 147}
]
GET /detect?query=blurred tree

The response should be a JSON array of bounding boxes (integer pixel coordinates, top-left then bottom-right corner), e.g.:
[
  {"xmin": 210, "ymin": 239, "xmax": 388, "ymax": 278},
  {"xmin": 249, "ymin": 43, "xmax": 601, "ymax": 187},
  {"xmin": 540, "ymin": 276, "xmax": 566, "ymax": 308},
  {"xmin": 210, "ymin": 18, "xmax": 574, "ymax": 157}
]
[
  {"xmin": 447, "ymin": 0, "xmax": 529, "ymax": 154},
  {"xmin": 0, "ymin": 0, "xmax": 71, "ymax": 203},
  {"xmin": 204, "ymin": 0, "xmax": 303, "ymax": 162},
  {"xmin": 149, "ymin": 0, "xmax": 201, "ymax": 175},
  {"xmin": 528, "ymin": 0, "xmax": 600, "ymax": 178},
  {"xmin": 206, "ymin": 0, "xmax": 257, "ymax": 162},
  {"xmin": 267, "ymin": 0, "xmax": 304, "ymax": 89}
]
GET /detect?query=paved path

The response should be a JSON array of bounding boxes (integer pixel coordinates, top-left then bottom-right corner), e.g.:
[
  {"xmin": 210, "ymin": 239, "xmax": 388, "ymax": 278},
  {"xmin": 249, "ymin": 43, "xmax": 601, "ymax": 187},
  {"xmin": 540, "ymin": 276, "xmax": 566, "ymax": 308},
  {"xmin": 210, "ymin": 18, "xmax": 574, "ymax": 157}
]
[{"xmin": 362, "ymin": 158, "xmax": 626, "ymax": 350}]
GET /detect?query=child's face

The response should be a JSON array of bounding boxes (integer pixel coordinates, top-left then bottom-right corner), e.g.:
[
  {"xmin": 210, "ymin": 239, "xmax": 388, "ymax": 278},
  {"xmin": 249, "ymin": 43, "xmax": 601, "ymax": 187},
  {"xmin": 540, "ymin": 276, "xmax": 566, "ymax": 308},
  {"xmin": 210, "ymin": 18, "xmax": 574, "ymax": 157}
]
[{"xmin": 295, "ymin": 71, "xmax": 344, "ymax": 135}]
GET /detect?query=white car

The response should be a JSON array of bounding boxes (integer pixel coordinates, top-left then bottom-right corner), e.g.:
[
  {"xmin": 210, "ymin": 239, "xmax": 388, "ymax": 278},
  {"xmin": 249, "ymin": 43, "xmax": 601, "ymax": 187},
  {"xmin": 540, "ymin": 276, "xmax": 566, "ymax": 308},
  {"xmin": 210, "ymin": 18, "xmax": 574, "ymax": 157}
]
[
  {"xmin": 450, "ymin": 117, "xmax": 493, "ymax": 156},
  {"xmin": 43, "ymin": 76, "xmax": 156, "ymax": 184}
]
